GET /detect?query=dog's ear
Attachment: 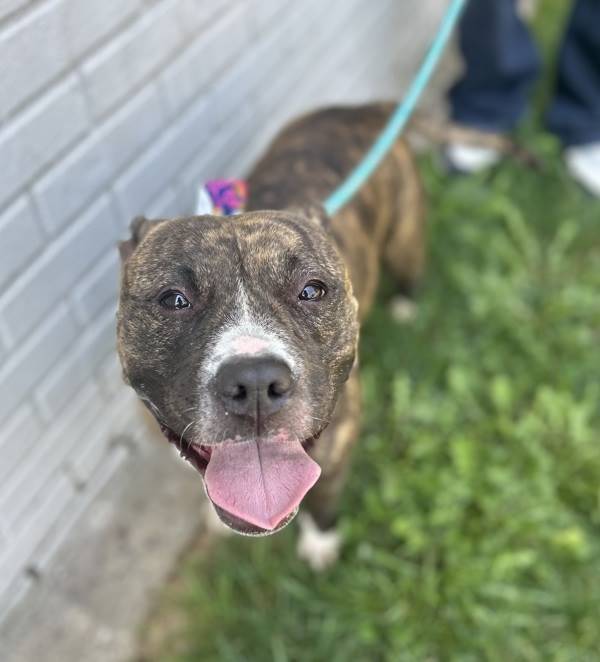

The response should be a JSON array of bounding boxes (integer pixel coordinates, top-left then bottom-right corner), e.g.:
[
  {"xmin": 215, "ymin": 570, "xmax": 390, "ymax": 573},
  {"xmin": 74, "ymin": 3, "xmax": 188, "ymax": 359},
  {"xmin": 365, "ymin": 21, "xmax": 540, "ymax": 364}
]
[{"xmin": 118, "ymin": 216, "xmax": 161, "ymax": 263}]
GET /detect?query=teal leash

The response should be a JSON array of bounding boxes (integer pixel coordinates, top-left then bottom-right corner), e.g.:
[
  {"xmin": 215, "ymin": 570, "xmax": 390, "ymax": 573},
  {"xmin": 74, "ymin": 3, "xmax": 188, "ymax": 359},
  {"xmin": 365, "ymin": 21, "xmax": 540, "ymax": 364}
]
[{"xmin": 323, "ymin": 0, "xmax": 467, "ymax": 216}]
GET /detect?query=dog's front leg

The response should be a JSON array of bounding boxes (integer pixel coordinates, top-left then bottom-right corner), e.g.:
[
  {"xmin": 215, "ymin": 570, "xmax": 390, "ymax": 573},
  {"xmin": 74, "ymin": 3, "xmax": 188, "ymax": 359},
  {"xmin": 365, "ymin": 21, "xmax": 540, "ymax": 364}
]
[
  {"xmin": 297, "ymin": 374, "xmax": 361, "ymax": 570},
  {"xmin": 297, "ymin": 464, "xmax": 350, "ymax": 571}
]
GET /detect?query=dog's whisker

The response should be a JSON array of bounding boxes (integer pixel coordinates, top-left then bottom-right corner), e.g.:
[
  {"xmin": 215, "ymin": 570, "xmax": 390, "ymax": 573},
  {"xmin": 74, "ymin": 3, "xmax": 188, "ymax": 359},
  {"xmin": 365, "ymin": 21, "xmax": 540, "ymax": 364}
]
[
  {"xmin": 180, "ymin": 406, "xmax": 198, "ymax": 414},
  {"xmin": 179, "ymin": 419, "xmax": 197, "ymax": 447},
  {"xmin": 185, "ymin": 425, "xmax": 196, "ymax": 452},
  {"xmin": 308, "ymin": 414, "xmax": 330, "ymax": 426}
]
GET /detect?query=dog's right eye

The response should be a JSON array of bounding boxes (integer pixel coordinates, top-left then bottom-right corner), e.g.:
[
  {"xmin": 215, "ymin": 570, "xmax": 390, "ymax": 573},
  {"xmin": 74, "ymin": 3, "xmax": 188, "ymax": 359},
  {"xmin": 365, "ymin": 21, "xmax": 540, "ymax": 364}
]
[
  {"xmin": 159, "ymin": 290, "xmax": 191, "ymax": 310},
  {"xmin": 299, "ymin": 280, "xmax": 327, "ymax": 301}
]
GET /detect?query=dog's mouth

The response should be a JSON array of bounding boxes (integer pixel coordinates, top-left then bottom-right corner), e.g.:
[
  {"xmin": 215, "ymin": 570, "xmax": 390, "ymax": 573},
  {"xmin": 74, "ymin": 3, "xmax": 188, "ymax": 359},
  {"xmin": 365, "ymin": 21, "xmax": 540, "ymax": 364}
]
[{"xmin": 160, "ymin": 424, "xmax": 323, "ymax": 536}]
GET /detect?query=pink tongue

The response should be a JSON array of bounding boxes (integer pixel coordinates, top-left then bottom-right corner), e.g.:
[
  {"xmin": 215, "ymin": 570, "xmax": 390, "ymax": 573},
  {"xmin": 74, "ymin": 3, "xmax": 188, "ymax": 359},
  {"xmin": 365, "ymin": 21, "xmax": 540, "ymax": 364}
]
[{"xmin": 204, "ymin": 437, "xmax": 321, "ymax": 531}]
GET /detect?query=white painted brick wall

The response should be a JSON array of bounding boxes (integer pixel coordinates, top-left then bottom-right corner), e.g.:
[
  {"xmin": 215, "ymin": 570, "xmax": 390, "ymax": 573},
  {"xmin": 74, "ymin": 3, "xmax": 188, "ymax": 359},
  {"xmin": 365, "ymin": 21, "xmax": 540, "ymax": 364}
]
[
  {"xmin": 0, "ymin": 76, "xmax": 89, "ymax": 209},
  {"xmin": 0, "ymin": 0, "xmax": 444, "ymax": 622},
  {"xmin": 0, "ymin": 198, "xmax": 44, "ymax": 287},
  {"xmin": 2, "ymin": 196, "xmax": 120, "ymax": 343}
]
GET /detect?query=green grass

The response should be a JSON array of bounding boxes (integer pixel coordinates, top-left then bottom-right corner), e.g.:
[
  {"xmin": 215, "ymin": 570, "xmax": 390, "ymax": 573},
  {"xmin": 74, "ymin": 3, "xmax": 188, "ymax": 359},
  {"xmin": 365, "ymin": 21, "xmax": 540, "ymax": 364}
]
[{"xmin": 141, "ymin": 7, "xmax": 600, "ymax": 661}]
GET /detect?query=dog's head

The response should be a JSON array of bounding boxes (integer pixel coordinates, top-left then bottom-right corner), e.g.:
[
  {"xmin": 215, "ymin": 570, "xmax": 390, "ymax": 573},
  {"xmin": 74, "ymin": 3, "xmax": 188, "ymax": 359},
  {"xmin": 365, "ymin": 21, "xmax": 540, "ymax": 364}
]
[{"xmin": 117, "ymin": 210, "xmax": 359, "ymax": 535}]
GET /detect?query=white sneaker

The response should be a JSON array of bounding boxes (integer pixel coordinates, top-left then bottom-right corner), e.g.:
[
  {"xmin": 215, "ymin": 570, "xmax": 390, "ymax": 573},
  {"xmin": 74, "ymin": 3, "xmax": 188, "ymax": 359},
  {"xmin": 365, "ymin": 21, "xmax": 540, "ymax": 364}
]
[
  {"xmin": 444, "ymin": 143, "xmax": 501, "ymax": 174},
  {"xmin": 564, "ymin": 143, "xmax": 600, "ymax": 198}
]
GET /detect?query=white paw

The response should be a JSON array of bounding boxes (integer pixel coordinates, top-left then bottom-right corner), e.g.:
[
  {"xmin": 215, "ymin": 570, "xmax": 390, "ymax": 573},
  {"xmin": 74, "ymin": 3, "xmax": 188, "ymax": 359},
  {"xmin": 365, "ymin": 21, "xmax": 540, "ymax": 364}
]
[
  {"xmin": 389, "ymin": 295, "xmax": 418, "ymax": 323},
  {"xmin": 296, "ymin": 513, "xmax": 341, "ymax": 571}
]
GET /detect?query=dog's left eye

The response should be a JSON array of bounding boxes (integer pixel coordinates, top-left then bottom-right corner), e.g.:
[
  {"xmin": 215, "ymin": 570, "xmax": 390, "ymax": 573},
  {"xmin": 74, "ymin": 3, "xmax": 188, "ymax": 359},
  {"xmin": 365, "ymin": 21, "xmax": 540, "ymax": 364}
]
[
  {"xmin": 299, "ymin": 281, "xmax": 327, "ymax": 301},
  {"xmin": 160, "ymin": 290, "xmax": 191, "ymax": 310}
]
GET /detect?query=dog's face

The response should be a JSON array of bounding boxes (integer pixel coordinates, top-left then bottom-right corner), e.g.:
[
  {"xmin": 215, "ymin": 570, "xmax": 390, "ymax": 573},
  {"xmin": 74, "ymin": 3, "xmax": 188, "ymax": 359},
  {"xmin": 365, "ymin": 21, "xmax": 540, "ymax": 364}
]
[{"xmin": 117, "ymin": 210, "xmax": 359, "ymax": 535}]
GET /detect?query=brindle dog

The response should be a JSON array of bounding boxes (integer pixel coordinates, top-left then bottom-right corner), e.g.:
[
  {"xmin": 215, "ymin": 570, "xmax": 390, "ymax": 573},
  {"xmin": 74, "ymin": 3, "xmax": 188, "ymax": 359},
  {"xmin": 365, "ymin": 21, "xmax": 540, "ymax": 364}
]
[{"xmin": 117, "ymin": 104, "xmax": 424, "ymax": 569}]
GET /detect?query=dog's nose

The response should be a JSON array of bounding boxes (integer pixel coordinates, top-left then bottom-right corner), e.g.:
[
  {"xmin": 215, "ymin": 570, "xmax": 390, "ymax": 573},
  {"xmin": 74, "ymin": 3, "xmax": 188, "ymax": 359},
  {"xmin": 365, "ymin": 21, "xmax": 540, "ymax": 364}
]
[{"xmin": 215, "ymin": 356, "xmax": 294, "ymax": 418}]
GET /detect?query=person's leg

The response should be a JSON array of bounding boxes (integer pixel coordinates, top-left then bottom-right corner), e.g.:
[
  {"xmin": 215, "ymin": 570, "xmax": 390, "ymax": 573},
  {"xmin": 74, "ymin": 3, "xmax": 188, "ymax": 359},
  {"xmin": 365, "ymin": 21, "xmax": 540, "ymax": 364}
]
[
  {"xmin": 546, "ymin": 0, "xmax": 600, "ymax": 197},
  {"xmin": 450, "ymin": 0, "xmax": 541, "ymax": 133},
  {"xmin": 546, "ymin": 0, "xmax": 600, "ymax": 146}
]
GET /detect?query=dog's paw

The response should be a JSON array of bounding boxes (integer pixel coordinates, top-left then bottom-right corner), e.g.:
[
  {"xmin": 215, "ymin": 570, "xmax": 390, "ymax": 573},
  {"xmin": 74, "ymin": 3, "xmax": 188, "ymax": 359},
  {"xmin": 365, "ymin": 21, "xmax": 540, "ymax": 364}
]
[
  {"xmin": 389, "ymin": 295, "xmax": 418, "ymax": 323},
  {"xmin": 297, "ymin": 513, "xmax": 341, "ymax": 571}
]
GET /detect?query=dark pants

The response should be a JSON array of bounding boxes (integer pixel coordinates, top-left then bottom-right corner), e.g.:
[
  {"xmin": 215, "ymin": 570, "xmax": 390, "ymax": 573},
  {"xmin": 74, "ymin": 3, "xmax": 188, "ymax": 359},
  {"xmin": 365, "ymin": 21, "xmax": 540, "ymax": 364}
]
[{"xmin": 449, "ymin": 0, "xmax": 600, "ymax": 146}]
